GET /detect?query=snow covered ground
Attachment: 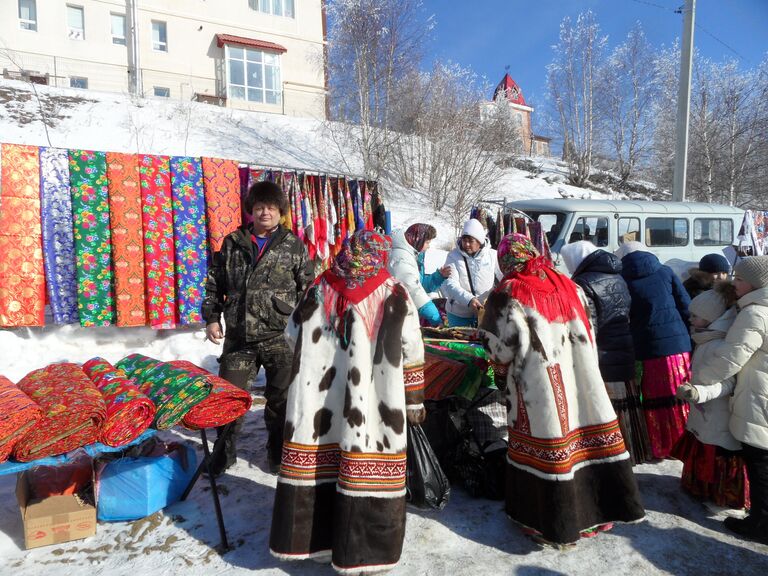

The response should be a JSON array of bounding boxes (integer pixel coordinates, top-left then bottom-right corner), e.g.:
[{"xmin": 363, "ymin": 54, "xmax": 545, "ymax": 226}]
[{"xmin": 1, "ymin": 79, "xmax": 766, "ymax": 574}]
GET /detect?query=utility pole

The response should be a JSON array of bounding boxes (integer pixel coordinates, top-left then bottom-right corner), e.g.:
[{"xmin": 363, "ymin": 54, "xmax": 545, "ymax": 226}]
[
  {"xmin": 126, "ymin": 0, "xmax": 142, "ymax": 97},
  {"xmin": 672, "ymin": 0, "xmax": 695, "ymax": 202}
]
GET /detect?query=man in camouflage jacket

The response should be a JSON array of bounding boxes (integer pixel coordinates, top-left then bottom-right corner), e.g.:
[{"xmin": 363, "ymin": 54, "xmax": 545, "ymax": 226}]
[{"xmin": 202, "ymin": 181, "xmax": 314, "ymax": 474}]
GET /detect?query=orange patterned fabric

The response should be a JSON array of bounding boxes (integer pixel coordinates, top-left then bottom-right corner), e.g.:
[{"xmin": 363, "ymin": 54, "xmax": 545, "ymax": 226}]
[
  {"xmin": 106, "ymin": 152, "xmax": 147, "ymax": 327},
  {"xmin": 202, "ymin": 157, "xmax": 241, "ymax": 253},
  {"xmin": 0, "ymin": 144, "xmax": 45, "ymax": 327}
]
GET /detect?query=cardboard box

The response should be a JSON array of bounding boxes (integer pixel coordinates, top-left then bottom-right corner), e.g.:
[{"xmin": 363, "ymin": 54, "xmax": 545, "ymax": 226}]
[{"xmin": 16, "ymin": 472, "xmax": 97, "ymax": 550}]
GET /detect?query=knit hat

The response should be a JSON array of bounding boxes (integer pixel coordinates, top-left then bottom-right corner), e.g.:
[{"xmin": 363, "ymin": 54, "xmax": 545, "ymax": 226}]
[
  {"xmin": 698, "ymin": 253, "xmax": 730, "ymax": 274},
  {"xmin": 461, "ymin": 219, "xmax": 486, "ymax": 244},
  {"xmin": 559, "ymin": 241, "xmax": 598, "ymax": 275},
  {"xmin": 734, "ymin": 256, "xmax": 768, "ymax": 290},
  {"xmin": 689, "ymin": 289, "xmax": 727, "ymax": 323}
]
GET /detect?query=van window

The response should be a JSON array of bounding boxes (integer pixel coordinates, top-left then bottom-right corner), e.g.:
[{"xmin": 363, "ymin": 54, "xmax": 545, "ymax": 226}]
[
  {"xmin": 569, "ymin": 216, "xmax": 609, "ymax": 247},
  {"xmin": 524, "ymin": 211, "xmax": 566, "ymax": 245},
  {"xmin": 694, "ymin": 218, "xmax": 733, "ymax": 246},
  {"xmin": 646, "ymin": 217, "xmax": 689, "ymax": 247},
  {"xmin": 618, "ymin": 217, "xmax": 641, "ymax": 244}
]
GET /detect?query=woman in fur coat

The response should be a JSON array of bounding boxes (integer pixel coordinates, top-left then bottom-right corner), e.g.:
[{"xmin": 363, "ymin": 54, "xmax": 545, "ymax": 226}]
[
  {"xmin": 387, "ymin": 223, "xmax": 450, "ymax": 326},
  {"xmin": 270, "ymin": 230, "xmax": 427, "ymax": 574},
  {"xmin": 480, "ymin": 233, "xmax": 645, "ymax": 546}
]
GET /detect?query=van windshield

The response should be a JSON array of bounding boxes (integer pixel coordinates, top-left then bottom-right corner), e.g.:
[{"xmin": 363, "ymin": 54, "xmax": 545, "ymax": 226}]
[{"xmin": 521, "ymin": 211, "xmax": 567, "ymax": 245}]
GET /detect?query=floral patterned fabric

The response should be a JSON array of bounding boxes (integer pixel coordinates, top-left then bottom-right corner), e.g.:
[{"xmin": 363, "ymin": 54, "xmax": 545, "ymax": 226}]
[
  {"xmin": 115, "ymin": 354, "xmax": 212, "ymax": 430},
  {"xmin": 107, "ymin": 152, "xmax": 146, "ymax": 327},
  {"xmin": 202, "ymin": 157, "xmax": 241, "ymax": 253},
  {"xmin": 13, "ymin": 363, "xmax": 107, "ymax": 462},
  {"xmin": 40, "ymin": 147, "xmax": 78, "ymax": 325},
  {"xmin": 171, "ymin": 360, "xmax": 253, "ymax": 430},
  {"xmin": 140, "ymin": 155, "xmax": 176, "ymax": 329},
  {"xmin": 0, "ymin": 375, "xmax": 42, "ymax": 463},
  {"xmin": 171, "ymin": 157, "xmax": 207, "ymax": 325},
  {"xmin": 0, "ymin": 144, "xmax": 45, "ymax": 327},
  {"xmin": 69, "ymin": 149, "xmax": 115, "ymax": 326},
  {"xmin": 81, "ymin": 357, "xmax": 156, "ymax": 447}
]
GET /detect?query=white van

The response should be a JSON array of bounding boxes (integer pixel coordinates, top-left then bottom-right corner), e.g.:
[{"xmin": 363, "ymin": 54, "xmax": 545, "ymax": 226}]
[{"xmin": 507, "ymin": 199, "xmax": 744, "ymax": 274}]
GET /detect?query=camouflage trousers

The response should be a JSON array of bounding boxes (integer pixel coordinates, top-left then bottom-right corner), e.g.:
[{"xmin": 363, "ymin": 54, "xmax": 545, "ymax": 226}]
[{"xmin": 213, "ymin": 335, "xmax": 293, "ymax": 471}]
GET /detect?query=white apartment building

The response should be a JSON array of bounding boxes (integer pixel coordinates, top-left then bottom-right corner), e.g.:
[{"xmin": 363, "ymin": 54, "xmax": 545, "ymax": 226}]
[{"xmin": 0, "ymin": 0, "xmax": 328, "ymax": 118}]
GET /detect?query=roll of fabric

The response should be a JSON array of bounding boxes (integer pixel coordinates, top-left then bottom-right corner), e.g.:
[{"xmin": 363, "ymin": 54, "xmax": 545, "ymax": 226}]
[
  {"xmin": 107, "ymin": 152, "xmax": 146, "ymax": 327},
  {"xmin": 202, "ymin": 157, "xmax": 242, "ymax": 254},
  {"xmin": 69, "ymin": 149, "xmax": 115, "ymax": 327},
  {"xmin": 170, "ymin": 157, "xmax": 208, "ymax": 325},
  {"xmin": 115, "ymin": 354, "xmax": 211, "ymax": 430},
  {"xmin": 139, "ymin": 155, "xmax": 176, "ymax": 329},
  {"xmin": 169, "ymin": 360, "xmax": 253, "ymax": 430},
  {"xmin": 81, "ymin": 357, "xmax": 156, "ymax": 447},
  {"xmin": 40, "ymin": 147, "xmax": 78, "ymax": 325},
  {"xmin": 0, "ymin": 375, "xmax": 43, "ymax": 463},
  {"xmin": 0, "ymin": 144, "xmax": 45, "ymax": 327},
  {"xmin": 13, "ymin": 363, "xmax": 107, "ymax": 462}
]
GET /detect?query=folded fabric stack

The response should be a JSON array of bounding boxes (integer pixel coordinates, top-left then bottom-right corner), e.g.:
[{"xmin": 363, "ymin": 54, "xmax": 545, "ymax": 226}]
[
  {"xmin": 424, "ymin": 342, "xmax": 494, "ymax": 400},
  {"xmin": 13, "ymin": 363, "xmax": 107, "ymax": 462},
  {"xmin": 169, "ymin": 361, "xmax": 253, "ymax": 430},
  {"xmin": 0, "ymin": 376, "xmax": 43, "ymax": 462},
  {"xmin": 81, "ymin": 357, "xmax": 156, "ymax": 447},
  {"xmin": 423, "ymin": 353, "xmax": 469, "ymax": 401},
  {"xmin": 115, "ymin": 354, "xmax": 211, "ymax": 430}
]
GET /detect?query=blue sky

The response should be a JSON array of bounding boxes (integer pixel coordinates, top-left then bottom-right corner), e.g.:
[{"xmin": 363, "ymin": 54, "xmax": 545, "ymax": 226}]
[{"xmin": 420, "ymin": 0, "xmax": 768, "ymax": 110}]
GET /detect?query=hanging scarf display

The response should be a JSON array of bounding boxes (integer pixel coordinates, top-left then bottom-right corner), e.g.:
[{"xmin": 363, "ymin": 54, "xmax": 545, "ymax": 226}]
[
  {"xmin": 301, "ymin": 174, "xmax": 317, "ymax": 260},
  {"xmin": 39, "ymin": 147, "xmax": 78, "ymax": 324},
  {"xmin": 332, "ymin": 178, "xmax": 347, "ymax": 254},
  {"xmin": 81, "ymin": 357, "xmax": 156, "ymax": 447},
  {"xmin": 0, "ymin": 375, "xmax": 42, "ymax": 463},
  {"xmin": 69, "ymin": 149, "xmax": 115, "ymax": 327},
  {"xmin": 171, "ymin": 156, "xmax": 207, "ymax": 325},
  {"xmin": 169, "ymin": 360, "xmax": 253, "ymax": 430},
  {"xmin": 106, "ymin": 152, "xmax": 146, "ymax": 327},
  {"xmin": 0, "ymin": 144, "xmax": 45, "ymax": 327},
  {"xmin": 202, "ymin": 157, "xmax": 242, "ymax": 254},
  {"xmin": 343, "ymin": 178, "xmax": 356, "ymax": 236},
  {"xmin": 312, "ymin": 174, "xmax": 329, "ymax": 263},
  {"xmin": 324, "ymin": 176, "xmax": 338, "ymax": 253},
  {"xmin": 361, "ymin": 181, "xmax": 374, "ymax": 230},
  {"xmin": 13, "ymin": 363, "xmax": 107, "ymax": 462},
  {"xmin": 115, "ymin": 354, "xmax": 212, "ymax": 430},
  {"xmin": 349, "ymin": 179, "xmax": 366, "ymax": 231},
  {"xmin": 139, "ymin": 154, "xmax": 176, "ymax": 329}
]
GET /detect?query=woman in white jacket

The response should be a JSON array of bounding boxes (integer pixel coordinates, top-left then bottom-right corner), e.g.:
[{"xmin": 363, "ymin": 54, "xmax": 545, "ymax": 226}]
[
  {"xmin": 694, "ymin": 256, "xmax": 768, "ymax": 544},
  {"xmin": 442, "ymin": 219, "xmax": 503, "ymax": 327}
]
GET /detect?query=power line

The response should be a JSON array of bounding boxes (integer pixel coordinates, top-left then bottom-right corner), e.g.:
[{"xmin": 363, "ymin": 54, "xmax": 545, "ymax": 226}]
[
  {"xmin": 694, "ymin": 22, "xmax": 750, "ymax": 64},
  {"xmin": 628, "ymin": 0, "xmax": 678, "ymax": 12}
]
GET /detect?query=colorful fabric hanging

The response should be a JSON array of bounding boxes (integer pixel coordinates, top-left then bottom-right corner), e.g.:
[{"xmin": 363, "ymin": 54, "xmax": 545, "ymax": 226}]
[
  {"xmin": 13, "ymin": 363, "xmax": 107, "ymax": 462},
  {"xmin": 301, "ymin": 174, "xmax": 317, "ymax": 259},
  {"xmin": 349, "ymin": 179, "xmax": 365, "ymax": 231},
  {"xmin": 344, "ymin": 179, "xmax": 356, "ymax": 236},
  {"xmin": 81, "ymin": 357, "xmax": 156, "ymax": 447},
  {"xmin": 115, "ymin": 354, "xmax": 212, "ymax": 430},
  {"xmin": 0, "ymin": 144, "xmax": 45, "ymax": 327},
  {"xmin": 69, "ymin": 149, "xmax": 115, "ymax": 326},
  {"xmin": 362, "ymin": 181, "xmax": 374, "ymax": 230},
  {"xmin": 171, "ymin": 156, "xmax": 207, "ymax": 325},
  {"xmin": 139, "ymin": 154, "xmax": 176, "ymax": 329},
  {"xmin": 313, "ymin": 175, "xmax": 329, "ymax": 263},
  {"xmin": 202, "ymin": 157, "xmax": 242, "ymax": 253},
  {"xmin": 0, "ymin": 375, "xmax": 42, "ymax": 463},
  {"xmin": 39, "ymin": 147, "xmax": 78, "ymax": 325},
  {"xmin": 170, "ymin": 360, "xmax": 253, "ymax": 430},
  {"xmin": 106, "ymin": 152, "xmax": 146, "ymax": 327}
]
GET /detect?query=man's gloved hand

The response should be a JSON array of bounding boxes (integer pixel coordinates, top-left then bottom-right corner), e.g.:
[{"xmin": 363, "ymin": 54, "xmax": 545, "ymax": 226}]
[
  {"xmin": 676, "ymin": 383, "xmax": 700, "ymax": 403},
  {"xmin": 406, "ymin": 407, "xmax": 426, "ymax": 425}
]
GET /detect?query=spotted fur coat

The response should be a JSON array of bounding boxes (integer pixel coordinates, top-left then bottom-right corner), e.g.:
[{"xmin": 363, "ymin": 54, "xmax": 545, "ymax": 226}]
[
  {"xmin": 480, "ymin": 282, "xmax": 645, "ymax": 544},
  {"xmin": 269, "ymin": 275, "xmax": 425, "ymax": 574}
]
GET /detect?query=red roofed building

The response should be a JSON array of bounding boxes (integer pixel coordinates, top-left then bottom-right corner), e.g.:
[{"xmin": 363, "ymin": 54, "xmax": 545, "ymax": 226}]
[{"xmin": 489, "ymin": 72, "xmax": 550, "ymax": 157}]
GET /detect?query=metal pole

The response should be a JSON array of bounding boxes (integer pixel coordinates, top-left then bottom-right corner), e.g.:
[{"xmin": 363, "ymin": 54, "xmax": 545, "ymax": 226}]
[
  {"xmin": 126, "ymin": 0, "xmax": 142, "ymax": 96},
  {"xmin": 671, "ymin": 0, "xmax": 695, "ymax": 202}
]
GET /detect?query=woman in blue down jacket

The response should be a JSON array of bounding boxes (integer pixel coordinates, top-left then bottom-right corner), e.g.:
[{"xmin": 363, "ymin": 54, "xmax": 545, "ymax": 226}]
[{"xmin": 617, "ymin": 241, "xmax": 691, "ymax": 460}]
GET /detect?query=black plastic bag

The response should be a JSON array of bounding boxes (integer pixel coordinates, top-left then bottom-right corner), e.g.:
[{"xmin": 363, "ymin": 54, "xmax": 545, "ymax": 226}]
[{"xmin": 406, "ymin": 423, "xmax": 451, "ymax": 510}]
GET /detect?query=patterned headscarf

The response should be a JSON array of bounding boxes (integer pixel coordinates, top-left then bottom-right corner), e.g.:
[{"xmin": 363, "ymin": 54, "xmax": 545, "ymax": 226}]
[
  {"xmin": 329, "ymin": 230, "xmax": 392, "ymax": 290},
  {"xmin": 498, "ymin": 233, "xmax": 539, "ymax": 276},
  {"xmin": 404, "ymin": 223, "xmax": 436, "ymax": 253}
]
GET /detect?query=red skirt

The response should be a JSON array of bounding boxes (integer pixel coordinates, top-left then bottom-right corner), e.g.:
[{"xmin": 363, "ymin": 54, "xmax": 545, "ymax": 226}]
[
  {"xmin": 671, "ymin": 430, "xmax": 750, "ymax": 510},
  {"xmin": 639, "ymin": 354, "xmax": 690, "ymax": 459}
]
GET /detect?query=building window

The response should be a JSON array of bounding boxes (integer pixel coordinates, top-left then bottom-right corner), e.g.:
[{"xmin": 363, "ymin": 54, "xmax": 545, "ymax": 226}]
[
  {"xmin": 226, "ymin": 45, "xmax": 282, "ymax": 105},
  {"xmin": 249, "ymin": 0, "xmax": 294, "ymax": 18},
  {"xmin": 111, "ymin": 13, "xmax": 126, "ymax": 45},
  {"xmin": 153, "ymin": 86, "xmax": 170, "ymax": 98},
  {"xmin": 693, "ymin": 218, "xmax": 733, "ymax": 246},
  {"xmin": 152, "ymin": 20, "xmax": 167, "ymax": 52},
  {"xmin": 19, "ymin": 0, "xmax": 37, "ymax": 31},
  {"xmin": 67, "ymin": 5, "xmax": 85, "ymax": 41},
  {"xmin": 70, "ymin": 76, "xmax": 88, "ymax": 89}
]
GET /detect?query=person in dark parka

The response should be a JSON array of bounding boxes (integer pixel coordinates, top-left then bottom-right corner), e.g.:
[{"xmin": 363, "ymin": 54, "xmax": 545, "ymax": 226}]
[
  {"xmin": 617, "ymin": 241, "xmax": 691, "ymax": 460},
  {"xmin": 683, "ymin": 253, "xmax": 731, "ymax": 299},
  {"xmin": 560, "ymin": 241, "xmax": 652, "ymax": 464}
]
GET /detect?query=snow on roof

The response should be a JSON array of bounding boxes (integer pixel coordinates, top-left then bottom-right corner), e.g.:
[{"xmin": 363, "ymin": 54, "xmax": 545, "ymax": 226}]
[{"xmin": 493, "ymin": 72, "xmax": 527, "ymax": 107}]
